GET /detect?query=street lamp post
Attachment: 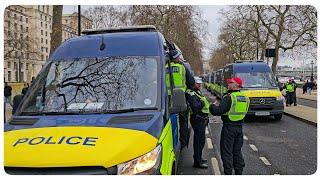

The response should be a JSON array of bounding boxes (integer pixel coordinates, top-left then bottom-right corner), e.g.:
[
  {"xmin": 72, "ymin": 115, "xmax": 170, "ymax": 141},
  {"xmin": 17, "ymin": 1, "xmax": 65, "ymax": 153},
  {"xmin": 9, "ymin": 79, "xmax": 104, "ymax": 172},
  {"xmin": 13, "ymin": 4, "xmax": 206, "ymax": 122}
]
[{"xmin": 311, "ymin": 60, "xmax": 314, "ymax": 81}]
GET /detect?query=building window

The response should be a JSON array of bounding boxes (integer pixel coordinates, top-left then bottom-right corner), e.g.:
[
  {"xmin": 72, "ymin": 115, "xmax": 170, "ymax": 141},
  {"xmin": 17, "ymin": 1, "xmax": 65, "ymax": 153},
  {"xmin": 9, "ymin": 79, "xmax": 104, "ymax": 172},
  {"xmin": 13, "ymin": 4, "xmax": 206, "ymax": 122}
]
[
  {"xmin": 21, "ymin": 52, "xmax": 24, "ymax": 58},
  {"xmin": 41, "ymin": 38, "xmax": 43, "ymax": 43},
  {"xmin": 45, "ymin": 23, "xmax": 47, "ymax": 28},
  {"xmin": 20, "ymin": 34, "xmax": 23, "ymax": 39},
  {"xmin": 14, "ymin": 62, "xmax": 17, "ymax": 69},
  {"xmin": 20, "ymin": 16, "xmax": 23, "ymax": 21},
  {"xmin": 41, "ymin": 30, "xmax": 43, "ymax": 35},
  {"xmin": 26, "ymin": 63, "xmax": 29, "ymax": 70},
  {"xmin": 41, "ymin": 47, "xmax": 44, "ymax": 52},
  {"xmin": 20, "ymin": 25, "xmax": 23, "ymax": 30},
  {"xmin": 26, "ymin": 27, "xmax": 29, "ymax": 32},
  {"xmin": 45, "ymin": 16, "xmax": 47, "ymax": 21},
  {"xmin": 7, "ymin": 62, "xmax": 11, "ymax": 68},
  {"xmin": 26, "ymin": 36, "xmax": 29, "ymax": 41},
  {"xmin": 45, "ymin": 31, "xmax": 47, "ymax": 36},
  {"xmin": 8, "ymin": 31, "xmax": 11, "ymax": 36},
  {"xmin": 45, "ymin": 39, "xmax": 48, "ymax": 44},
  {"xmin": 41, "ymin": 54, "xmax": 44, "ymax": 60},
  {"xmin": 41, "ymin": 21, "xmax": 43, "ymax": 27},
  {"xmin": 26, "ymin": 53, "xmax": 29, "ymax": 59},
  {"xmin": 40, "ymin": 14, "xmax": 42, "ymax": 19},
  {"xmin": 46, "ymin": 47, "xmax": 48, "ymax": 53},
  {"xmin": 26, "ymin": 17, "xmax": 28, "ymax": 23},
  {"xmin": 8, "ymin": 71, "xmax": 11, "ymax": 82}
]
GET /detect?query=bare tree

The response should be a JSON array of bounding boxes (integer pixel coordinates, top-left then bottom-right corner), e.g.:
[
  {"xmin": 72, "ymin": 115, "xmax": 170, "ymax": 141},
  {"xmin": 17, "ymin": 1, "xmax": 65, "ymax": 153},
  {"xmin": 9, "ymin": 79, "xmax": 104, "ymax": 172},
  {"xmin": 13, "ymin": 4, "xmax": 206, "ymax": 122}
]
[
  {"xmin": 210, "ymin": 5, "xmax": 317, "ymax": 74},
  {"xmin": 50, "ymin": 5, "xmax": 63, "ymax": 55},
  {"xmin": 256, "ymin": 5, "xmax": 317, "ymax": 73},
  {"xmin": 130, "ymin": 5, "xmax": 207, "ymax": 75},
  {"xmin": 83, "ymin": 6, "xmax": 130, "ymax": 29}
]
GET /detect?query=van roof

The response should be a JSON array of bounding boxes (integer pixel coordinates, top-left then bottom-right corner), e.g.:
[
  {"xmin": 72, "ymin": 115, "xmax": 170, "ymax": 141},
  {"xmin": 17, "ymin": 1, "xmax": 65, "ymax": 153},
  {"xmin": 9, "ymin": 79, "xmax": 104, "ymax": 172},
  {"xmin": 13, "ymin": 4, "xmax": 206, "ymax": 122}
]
[
  {"xmin": 232, "ymin": 62, "xmax": 272, "ymax": 72},
  {"xmin": 50, "ymin": 31, "xmax": 162, "ymax": 60}
]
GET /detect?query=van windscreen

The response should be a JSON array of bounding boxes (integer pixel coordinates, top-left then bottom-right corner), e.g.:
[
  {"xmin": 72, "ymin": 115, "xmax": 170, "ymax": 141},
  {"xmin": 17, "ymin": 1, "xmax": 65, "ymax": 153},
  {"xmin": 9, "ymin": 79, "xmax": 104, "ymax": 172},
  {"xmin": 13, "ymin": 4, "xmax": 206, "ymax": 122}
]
[
  {"xmin": 236, "ymin": 72, "xmax": 278, "ymax": 89},
  {"xmin": 18, "ymin": 56, "xmax": 159, "ymax": 115}
]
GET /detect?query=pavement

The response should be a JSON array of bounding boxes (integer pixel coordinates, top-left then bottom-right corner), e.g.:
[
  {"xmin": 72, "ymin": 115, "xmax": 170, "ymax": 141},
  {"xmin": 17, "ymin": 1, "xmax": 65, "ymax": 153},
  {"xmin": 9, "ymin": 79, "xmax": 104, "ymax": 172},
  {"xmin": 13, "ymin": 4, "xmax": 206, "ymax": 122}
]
[
  {"xmin": 282, "ymin": 88, "xmax": 317, "ymax": 126},
  {"xmin": 287, "ymin": 88, "xmax": 317, "ymax": 101}
]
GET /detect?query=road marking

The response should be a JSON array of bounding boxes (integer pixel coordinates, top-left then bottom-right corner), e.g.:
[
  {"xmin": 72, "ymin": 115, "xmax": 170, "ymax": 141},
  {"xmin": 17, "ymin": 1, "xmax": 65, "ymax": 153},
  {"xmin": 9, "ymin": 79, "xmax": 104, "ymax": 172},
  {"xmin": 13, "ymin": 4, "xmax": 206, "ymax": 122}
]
[
  {"xmin": 206, "ymin": 138, "xmax": 213, "ymax": 149},
  {"xmin": 259, "ymin": 157, "xmax": 271, "ymax": 166},
  {"xmin": 206, "ymin": 127, "xmax": 209, "ymax": 135},
  {"xmin": 243, "ymin": 135, "xmax": 248, "ymax": 140},
  {"xmin": 249, "ymin": 144, "xmax": 258, "ymax": 152},
  {"xmin": 211, "ymin": 158, "xmax": 221, "ymax": 175}
]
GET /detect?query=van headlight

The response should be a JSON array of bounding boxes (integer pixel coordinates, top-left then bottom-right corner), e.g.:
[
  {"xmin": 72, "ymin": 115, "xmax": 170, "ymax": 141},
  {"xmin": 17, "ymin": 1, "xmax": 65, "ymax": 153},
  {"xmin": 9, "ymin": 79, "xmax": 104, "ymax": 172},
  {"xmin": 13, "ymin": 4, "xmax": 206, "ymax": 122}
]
[
  {"xmin": 117, "ymin": 145, "xmax": 162, "ymax": 175},
  {"xmin": 276, "ymin": 95, "xmax": 285, "ymax": 101}
]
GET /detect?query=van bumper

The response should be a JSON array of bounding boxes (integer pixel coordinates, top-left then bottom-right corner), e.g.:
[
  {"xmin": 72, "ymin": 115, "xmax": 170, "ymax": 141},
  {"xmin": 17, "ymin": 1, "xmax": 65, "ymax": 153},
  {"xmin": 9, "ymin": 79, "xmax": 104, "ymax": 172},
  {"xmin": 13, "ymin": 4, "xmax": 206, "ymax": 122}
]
[{"xmin": 247, "ymin": 100, "xmax": 284, "ymax": 116}]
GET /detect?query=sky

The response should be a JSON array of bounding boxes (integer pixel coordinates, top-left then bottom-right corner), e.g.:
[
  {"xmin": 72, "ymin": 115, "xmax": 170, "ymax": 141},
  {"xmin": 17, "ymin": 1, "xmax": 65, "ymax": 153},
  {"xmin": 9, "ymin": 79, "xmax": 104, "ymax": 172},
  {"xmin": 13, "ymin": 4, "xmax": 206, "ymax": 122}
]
[{"xmin": 63, "ymin": 5, "xmax": 315, "ymax": 68}]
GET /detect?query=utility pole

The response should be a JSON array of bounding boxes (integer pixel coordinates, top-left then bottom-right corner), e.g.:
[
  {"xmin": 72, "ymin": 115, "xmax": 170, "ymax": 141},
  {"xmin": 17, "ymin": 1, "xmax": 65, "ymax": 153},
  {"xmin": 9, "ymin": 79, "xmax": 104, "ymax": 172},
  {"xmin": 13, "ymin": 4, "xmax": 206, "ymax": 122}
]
[{"xmin": 78, "ymin": 5, "xmax": 81, "ymax": 36}]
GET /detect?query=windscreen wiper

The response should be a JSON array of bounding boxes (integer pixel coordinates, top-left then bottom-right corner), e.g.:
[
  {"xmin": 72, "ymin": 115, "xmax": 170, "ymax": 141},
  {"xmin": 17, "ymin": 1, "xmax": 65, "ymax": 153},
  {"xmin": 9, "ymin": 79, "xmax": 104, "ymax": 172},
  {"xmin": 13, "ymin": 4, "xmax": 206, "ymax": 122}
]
[{"xmin": 100, "ymin": 107, "xmax": 158, "ymax": 114}]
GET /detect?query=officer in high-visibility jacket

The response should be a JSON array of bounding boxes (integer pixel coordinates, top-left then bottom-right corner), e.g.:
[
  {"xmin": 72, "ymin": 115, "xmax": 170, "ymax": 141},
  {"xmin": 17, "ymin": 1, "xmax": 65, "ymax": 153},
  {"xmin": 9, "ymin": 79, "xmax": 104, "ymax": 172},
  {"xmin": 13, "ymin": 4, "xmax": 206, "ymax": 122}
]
[
  {"xmin": 186, "ymin": 76, "xmax": 210, "ymax": 169},
  {"xmin": 209, "ymin": 77, "xmax": 249, "ymax": 175},
  {"xmin": 166, "ymin": 49, "xmax": 195, "ymax": 149},
  {"xmin": 283, "ymin": 78, "xmax": 297, "ymax": 106}
]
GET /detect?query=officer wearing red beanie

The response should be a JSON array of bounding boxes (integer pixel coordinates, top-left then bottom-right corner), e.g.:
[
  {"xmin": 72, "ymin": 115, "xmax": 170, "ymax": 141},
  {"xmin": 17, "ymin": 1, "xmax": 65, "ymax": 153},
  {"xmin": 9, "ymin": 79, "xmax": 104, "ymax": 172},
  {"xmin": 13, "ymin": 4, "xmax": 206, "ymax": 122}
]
[{"xmin": 209, "ymin": 77, "xmax": 249, "ymax": 175}]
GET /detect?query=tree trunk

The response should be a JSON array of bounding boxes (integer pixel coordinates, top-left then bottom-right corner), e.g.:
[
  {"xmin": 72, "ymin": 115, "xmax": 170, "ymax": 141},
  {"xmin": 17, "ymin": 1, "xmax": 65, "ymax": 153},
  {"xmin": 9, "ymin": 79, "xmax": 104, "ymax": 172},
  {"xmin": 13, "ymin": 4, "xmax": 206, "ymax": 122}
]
[{"xmin": 50, "ymin": 5, "xmax": 63, "ymax": 55}]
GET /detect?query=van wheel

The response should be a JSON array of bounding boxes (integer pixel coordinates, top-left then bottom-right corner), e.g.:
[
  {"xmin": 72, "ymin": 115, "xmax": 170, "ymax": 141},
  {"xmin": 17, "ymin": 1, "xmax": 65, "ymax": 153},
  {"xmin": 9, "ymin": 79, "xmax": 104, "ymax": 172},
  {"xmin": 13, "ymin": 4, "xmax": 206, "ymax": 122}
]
[{"xmin": 274, "ymin": 114, "xmax": 283, "ymax": 121}]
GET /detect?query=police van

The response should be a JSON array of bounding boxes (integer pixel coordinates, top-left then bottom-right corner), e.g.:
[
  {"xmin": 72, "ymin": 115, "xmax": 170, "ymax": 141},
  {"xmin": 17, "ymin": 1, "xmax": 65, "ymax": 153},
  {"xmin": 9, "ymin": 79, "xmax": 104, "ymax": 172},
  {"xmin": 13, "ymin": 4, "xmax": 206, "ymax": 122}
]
[
  {"xmin": 4, "ymin": 26, "xmax": 186, "ymax": 175},
  {"xmin": 211, "ymin": 61, "xmax": 284, "ymax": 120}
]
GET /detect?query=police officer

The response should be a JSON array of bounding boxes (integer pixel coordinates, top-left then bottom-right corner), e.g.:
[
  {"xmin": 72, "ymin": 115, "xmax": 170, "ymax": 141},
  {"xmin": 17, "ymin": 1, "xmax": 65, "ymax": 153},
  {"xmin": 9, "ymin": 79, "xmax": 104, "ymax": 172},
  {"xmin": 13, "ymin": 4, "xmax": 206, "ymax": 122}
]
[
  {"xmin": 186, "ymin": 77, "xmax": 209, "ymax": 169},
  {"xmin": 166, "ymin": 49, "xmax": 195, "ymax": 149},
  {"xmin": 209, "ymin": 77, "xmax": 249, "ymax": 175},
  {"xmin": 283, "ymin": 78, "xmax": 296, "ymax": 106}
]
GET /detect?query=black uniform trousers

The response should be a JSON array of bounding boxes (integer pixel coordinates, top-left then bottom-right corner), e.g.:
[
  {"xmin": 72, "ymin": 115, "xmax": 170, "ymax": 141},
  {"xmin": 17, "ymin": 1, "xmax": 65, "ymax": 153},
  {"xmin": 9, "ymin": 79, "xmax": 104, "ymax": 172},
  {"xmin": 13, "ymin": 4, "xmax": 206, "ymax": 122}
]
[
  {"xmin": 190, "ymin": 114, "xmax": 207, "ymax": 164},
  {"xmin": 179, "ymin": 109, "xmax": 190, "ymax": 149},
  {"xmin": 286, "ymin": 92, "xmax": 294, "ymax": 105},
  {"xmin": 220, "ymin": 124, "xmax": 245, "ymax": 175}
]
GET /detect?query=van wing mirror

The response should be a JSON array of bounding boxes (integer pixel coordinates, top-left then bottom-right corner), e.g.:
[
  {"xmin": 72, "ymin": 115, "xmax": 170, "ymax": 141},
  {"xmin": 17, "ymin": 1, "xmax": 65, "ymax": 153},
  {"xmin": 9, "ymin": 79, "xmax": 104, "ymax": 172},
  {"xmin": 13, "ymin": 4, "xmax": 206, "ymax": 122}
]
[{"xmin": 169, "ymin": 88, "xmax": 187, "ymax": 114}]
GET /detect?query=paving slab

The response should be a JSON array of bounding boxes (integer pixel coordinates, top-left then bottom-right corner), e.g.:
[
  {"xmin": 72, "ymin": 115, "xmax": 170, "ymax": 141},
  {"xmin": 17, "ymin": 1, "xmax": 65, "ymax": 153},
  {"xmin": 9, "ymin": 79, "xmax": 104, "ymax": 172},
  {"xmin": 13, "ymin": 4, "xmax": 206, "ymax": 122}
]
[{"xmin": 284, "ymin": 104, "xmax": 317, "ymax": 126}]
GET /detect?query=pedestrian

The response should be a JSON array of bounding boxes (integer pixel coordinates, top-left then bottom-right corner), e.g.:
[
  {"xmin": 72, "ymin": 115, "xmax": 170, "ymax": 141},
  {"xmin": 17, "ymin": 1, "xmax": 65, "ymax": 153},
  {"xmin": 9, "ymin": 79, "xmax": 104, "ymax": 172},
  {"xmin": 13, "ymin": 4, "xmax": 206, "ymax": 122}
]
[
  {"xmin": 166, "ymin": 49, "xmax": 195, "ymax": 150},
  {"xmin": 21, "ymin": 83, "xmax": 29, "ymax": 96},
  {"xmin": 302, "ymin": 80, "xmax": 308, "ymax": 94},
  {"xmin": 4, "ymin": 82, "xmax": 13, "ymax": 106},
  {"xmin": 209, "ymin": 77, "xmax": 249, "ymax": 175},
  {"xmin": 283, "ymin": 78, "xmax": 296, "ymax": 106},
  {"xmin": 186, "ymin": 76, "xmax": 209, "ymax": 169}
]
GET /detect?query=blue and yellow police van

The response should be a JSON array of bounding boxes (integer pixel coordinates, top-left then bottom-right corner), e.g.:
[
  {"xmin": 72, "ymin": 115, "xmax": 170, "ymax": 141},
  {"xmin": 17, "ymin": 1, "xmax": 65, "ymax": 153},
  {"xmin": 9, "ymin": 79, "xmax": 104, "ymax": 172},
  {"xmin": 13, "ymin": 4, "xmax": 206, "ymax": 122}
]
[
  {"xmin": 211, "ymin": 61, "xmax": 284, "ymax": 120},
  {"xmin": 4, "ymin": 26, "xmax": 187, "ymax": 175}
]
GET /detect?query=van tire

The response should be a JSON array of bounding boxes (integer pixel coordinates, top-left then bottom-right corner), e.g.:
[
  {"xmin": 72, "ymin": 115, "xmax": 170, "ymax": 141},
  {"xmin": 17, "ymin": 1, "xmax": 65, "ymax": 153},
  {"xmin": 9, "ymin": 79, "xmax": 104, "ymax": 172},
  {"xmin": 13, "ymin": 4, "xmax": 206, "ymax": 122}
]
[{"xmin": 274, "ymin": 114, "xmax": 283, "ymax": 121}]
